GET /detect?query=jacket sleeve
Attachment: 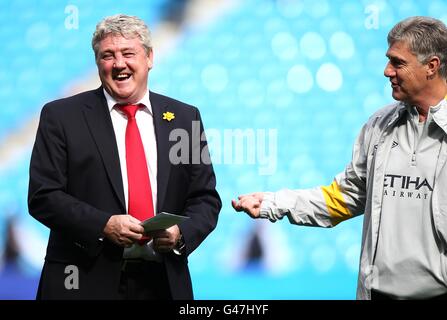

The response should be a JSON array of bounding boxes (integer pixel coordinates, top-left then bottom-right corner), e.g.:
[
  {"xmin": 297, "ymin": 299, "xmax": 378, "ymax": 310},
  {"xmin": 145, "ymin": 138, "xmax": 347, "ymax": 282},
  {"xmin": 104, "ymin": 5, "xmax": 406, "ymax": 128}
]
[
  {"xmin": 28, "ymin": 104, "xmax": 111, "ymax": 256},
  {"xmin": 260, "ymin": 123, "xmax": 369, "ymax": 228},
  {"xmin": 177, "ymin": 108, "xmax": 222, "ymax": 256}
]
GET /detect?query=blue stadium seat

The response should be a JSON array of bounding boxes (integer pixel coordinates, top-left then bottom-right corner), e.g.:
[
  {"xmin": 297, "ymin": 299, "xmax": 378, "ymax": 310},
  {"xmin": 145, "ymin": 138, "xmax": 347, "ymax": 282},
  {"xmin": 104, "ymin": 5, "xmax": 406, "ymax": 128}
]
[{"xmin": 0, "ymin": 0, "xmax": 436, "ymax": 299}]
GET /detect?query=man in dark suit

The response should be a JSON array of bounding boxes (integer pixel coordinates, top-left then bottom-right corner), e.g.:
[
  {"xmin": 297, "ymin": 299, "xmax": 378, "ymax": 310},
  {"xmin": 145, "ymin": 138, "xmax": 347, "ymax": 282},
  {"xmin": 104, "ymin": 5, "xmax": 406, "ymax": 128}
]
[{"xmin": 28, "ymin": 14, "xmax": 221, "ymax": 300}]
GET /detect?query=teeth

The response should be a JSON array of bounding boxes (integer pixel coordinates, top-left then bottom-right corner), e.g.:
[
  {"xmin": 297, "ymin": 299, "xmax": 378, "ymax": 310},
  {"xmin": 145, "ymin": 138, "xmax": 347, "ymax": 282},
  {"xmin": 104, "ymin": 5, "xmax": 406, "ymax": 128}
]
[{"xmin": 116, "ymin": 74, "xmax": 130, "ymax": 79}]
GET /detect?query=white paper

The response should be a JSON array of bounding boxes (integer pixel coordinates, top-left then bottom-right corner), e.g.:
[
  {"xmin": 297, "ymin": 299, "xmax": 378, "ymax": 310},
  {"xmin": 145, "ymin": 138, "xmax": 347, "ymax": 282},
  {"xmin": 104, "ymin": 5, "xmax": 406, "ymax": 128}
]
[{"xmin": 140, "ymin": 212, "xmax": 189, "ymax": 232}]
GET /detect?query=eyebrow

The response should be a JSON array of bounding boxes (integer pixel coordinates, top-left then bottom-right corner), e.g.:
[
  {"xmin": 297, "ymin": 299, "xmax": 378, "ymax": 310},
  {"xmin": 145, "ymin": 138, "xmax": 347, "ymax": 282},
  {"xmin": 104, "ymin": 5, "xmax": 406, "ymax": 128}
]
[
  {"xmin": 386, "ymin": 54, "xmax": 405, "ymax": 63},
  {"xmin": 100, "ymin": 46, "xmax": 137, "ymax": 54}
]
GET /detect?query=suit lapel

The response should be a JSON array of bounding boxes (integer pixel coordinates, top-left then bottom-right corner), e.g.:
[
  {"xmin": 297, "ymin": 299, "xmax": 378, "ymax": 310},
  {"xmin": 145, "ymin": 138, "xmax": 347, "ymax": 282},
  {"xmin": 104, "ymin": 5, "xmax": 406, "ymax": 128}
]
[
  {"xmin": 150, "ymin": 91, "xmax": 172, "ymax": 213},
  {"xmin": 82, "ymin": 88, "xmax": 126, "ymax": 212}
]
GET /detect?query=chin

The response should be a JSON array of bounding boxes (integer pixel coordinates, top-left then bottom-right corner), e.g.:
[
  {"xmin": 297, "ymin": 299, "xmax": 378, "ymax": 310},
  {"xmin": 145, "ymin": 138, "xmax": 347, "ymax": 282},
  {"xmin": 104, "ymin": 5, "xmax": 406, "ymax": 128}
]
[
  {"xmin": 112, "ymin": 90, "xmax": 134, "ymax": 100},
  {"xmin": 391, "ymin": 92, "xmax": 403, "ymax": 102}
]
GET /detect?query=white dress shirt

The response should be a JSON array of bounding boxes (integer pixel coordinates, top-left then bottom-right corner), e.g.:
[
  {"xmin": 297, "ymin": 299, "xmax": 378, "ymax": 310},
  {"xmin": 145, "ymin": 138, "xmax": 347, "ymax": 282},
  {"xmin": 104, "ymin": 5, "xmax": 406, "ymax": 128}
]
[{"xmin": 103, "ymin": 89, "xmax": 161, "ymax": 261}]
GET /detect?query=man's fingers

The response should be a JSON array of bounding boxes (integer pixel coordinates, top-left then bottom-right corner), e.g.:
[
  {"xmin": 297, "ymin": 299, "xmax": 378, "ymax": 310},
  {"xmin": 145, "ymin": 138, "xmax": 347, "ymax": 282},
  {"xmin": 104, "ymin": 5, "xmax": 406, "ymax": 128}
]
[
  {"xmin": 231, "ymin": 199, "xmax": 243, "ymax": 211},
  {"xmin": 127, "ymin": 216, "xmax": 146, "ymax": 232},
  {"xmin": 126, "ymin": 230, "xmax": 144, "ymax": 241},
  {"xmin": 154, "ymin": 237, "xmax": 173, "ymax": 247},
  {"xmin": 104, "ymin": 215, "xmax": 148, "ymax": 247},
  {"xmin": 123, "ymin": 215, "xmax": 145, "ymax": 236},
  {"xmin": 232, "ymin": 197, "xmax": 258, "ymax": 213},
  {"xmin": 238, "ymin": 194, "xmax": 257, "ymax": 201},
  {"xmin": 120, "ymin": 222, "xmax": 145, "ymax": 243},
  {"xmin": 128, "ymin": 222, "xmax": 145, "ymax": 234},
  {"xmin": 127, "ymin": 215, "xmax": 142, "ymax": 225},
  {"xmin": 153, "ymin": 237, "xmax": 174, "ymax": 253},
  {"xmin": 150, "ymin": 229, "xmax": 169, "ymax": 238},
  {"xmin": 232, "ymin": 195, "xmax": 262, "ymax": 218},
  {"xmin": 116, "ymin": 236, "xmax": 134, "ymax": 247},
  {"xmin": 115, "ymin": 229, "xmax": 146, "ymax": 247},
  {"xmin": 239, "ymin": 197, "xmax": 260, "ymax": 209}
]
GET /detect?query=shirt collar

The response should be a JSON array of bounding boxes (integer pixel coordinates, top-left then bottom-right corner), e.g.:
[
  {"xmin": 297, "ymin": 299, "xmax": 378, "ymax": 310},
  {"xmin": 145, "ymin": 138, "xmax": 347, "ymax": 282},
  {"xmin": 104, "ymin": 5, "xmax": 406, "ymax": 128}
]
[
  {"xmin": 400, "ymin": 95, "xmax": 447, "ymax": 134},
  {"xmin": 386, "ymin": 102, "xmax": 408, "ymax": 129},
  {"xmin": 430, "ymin": 96, "xmax": 447, "ymax": 134},
  {"xmin": 429, "ymin": 95, "xmax": 447, "ymax": 114},
  {"xmin": 103, "ymin": 88, "xmax": 152, "ymax": 115},
  {"xmin": 404, "ymin": 95, "xmax": 447, "ymax": 115}
]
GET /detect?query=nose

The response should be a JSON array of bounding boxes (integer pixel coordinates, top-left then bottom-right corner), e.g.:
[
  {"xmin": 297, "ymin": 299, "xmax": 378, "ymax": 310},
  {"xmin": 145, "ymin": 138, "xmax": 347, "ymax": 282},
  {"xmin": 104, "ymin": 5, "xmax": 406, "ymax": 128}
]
[
  {"xmin": 384, "ymin": 62, "xmax": 395, "ymax": 78},
  {"xmin": 113, "ymin": 55, "xmax": 126, "ymax": 69}
]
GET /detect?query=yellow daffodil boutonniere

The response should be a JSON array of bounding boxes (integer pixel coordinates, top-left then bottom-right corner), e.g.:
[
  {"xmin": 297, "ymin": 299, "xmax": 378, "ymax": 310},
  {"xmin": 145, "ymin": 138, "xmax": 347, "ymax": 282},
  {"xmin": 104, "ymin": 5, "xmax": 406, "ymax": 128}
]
[{"xmin": 163, "ymin": 111, "xmax": 175, "ymax": 122}]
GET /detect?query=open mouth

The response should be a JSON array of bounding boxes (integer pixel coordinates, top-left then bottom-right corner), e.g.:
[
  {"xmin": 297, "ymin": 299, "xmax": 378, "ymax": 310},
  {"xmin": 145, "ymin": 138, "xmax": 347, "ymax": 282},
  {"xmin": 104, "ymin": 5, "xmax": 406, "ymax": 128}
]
[{"xmin": 114, "ymin": 73, "xmax": 132, "ymax": 82}]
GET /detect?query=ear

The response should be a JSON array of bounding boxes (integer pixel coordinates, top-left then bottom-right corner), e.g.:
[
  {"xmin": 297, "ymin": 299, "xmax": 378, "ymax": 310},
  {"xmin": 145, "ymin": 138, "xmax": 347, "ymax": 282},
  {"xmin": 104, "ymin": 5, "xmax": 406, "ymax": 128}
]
[
  {"xmin": 426, "ymin": 55, "xmax": 441, "ymax": 77},
  {"xmin": 147, "ymin": 49, "xmax": 154, "ymax": 71}
]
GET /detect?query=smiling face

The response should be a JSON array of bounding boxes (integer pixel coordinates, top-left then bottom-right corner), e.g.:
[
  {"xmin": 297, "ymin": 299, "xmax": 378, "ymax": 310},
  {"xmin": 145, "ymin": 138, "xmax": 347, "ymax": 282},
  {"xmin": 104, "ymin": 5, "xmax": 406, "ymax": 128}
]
[
  {"xmin": 96, "ymin": 34, "xmax": 153, "ymax": 104},
  {"xmin": 384, "ymin": 41, "xmax": 429, "ymax": 105}
]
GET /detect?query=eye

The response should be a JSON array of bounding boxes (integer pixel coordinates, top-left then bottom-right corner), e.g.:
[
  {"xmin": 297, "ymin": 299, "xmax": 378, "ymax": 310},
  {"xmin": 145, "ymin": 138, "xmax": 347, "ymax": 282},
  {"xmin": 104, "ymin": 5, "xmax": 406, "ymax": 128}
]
[
  {"xmin": 101, "ymin": 53, "xmax": 113, "ymax": 60},
  {"xmin": 390, "ymin": 58, "xmax": 404, "ymax": 68},
  {"xmin": 123, "ymin": 52, "xmax": 135, "ymax": 58}
]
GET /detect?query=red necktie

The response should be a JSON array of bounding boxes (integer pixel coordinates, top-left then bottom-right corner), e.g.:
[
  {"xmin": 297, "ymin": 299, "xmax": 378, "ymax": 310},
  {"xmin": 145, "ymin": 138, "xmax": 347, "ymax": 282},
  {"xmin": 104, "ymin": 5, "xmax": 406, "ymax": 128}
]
[{"xmin": 119, "ymin": 104, "xmax": 154, "ymax": 240}]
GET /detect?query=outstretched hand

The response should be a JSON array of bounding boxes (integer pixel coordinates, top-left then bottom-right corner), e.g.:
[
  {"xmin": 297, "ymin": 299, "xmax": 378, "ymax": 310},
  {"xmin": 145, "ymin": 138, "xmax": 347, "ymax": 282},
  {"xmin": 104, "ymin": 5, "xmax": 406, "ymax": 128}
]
[{"xmin": 231, "ymin": 192, "xmax": 264, "ymax": 218}]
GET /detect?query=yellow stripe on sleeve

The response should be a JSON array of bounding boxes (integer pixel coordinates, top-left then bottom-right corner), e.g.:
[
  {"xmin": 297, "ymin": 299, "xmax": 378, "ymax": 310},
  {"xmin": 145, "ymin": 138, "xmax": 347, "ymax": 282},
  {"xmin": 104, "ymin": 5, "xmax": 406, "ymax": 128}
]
[{"xmin": 321, "ymin": 180, "xmax": 352, "ymax": 225}]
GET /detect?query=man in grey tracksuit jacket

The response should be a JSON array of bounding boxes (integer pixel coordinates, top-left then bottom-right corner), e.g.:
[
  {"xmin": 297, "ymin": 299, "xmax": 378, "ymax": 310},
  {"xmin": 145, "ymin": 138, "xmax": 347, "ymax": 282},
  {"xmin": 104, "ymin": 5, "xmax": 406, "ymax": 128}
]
[{"xmin": 233, "ymin": 16, "xmax": 447, "ymax": 299}]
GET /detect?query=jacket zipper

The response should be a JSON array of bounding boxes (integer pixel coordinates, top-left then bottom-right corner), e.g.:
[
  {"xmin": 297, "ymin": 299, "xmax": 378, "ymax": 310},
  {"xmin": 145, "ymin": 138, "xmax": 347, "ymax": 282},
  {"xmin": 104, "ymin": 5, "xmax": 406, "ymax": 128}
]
[{"xmin": 411, "ymin": 111, "xmax": 427, "ymax": 167}]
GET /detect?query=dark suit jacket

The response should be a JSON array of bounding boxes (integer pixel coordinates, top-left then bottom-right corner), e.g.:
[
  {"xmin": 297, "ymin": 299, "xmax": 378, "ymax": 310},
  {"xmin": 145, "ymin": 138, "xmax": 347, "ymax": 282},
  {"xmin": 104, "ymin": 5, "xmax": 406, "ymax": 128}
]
[{"xmin": 28, "ymin": 87, "xmax": 221, "ymax": 299}]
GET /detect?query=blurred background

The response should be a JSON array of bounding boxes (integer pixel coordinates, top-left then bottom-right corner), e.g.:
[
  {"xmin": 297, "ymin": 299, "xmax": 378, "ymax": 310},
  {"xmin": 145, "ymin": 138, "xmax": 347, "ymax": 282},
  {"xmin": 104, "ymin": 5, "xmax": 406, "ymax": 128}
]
[{"xmin": 0, "ymin": 0, "xmax": 445, "ymax": 299}]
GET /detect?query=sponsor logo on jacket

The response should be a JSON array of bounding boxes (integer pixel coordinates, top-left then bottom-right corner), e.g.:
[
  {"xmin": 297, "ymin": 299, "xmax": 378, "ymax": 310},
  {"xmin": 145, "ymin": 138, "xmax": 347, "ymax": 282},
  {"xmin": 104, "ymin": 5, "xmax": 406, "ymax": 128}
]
[{"xmin": 383, "ymin": 174, "xmax": 433, "ymax": 199}]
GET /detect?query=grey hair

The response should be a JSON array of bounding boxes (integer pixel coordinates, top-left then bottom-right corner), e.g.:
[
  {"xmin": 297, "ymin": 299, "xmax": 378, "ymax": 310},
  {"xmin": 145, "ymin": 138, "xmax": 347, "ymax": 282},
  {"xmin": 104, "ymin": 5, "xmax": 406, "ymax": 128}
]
[
  {"xmin": 92, "ymin": 14, "xmax": 152, "ymax": 59},
  {"xmin": 388, "ymin": 16, "xmax": 447, "ymax": 79}
]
